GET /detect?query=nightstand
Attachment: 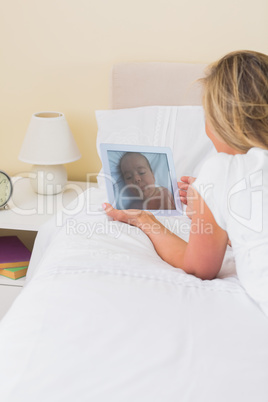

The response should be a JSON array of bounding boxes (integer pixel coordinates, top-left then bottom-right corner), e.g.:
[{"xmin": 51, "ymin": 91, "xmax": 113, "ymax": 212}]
[
  {"xmin": 0, "ymin": 276, "xmax": 26, "ymax": 320},
  {"xmin": 0, "ymin": 176, "xmax": 95, "ymax": 320}
]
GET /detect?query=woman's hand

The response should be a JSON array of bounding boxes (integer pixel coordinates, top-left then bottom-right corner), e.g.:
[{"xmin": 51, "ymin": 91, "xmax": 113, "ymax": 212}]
[
  {"xmin": 177, "ymin": 176, "xmax": 196, "ymax": 218},
  {"xmin": 102, "ymin": 202, "xmax": 188, "ymax": 269},
  {"xmin": 102, "ymin": 203, "xmax": 161, "ymax": 234}
]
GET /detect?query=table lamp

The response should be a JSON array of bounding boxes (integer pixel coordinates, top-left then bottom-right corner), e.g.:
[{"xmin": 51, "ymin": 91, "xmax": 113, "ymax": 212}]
[{"xmin": 19, "ymin": 112, "xmax": 81, "ymax": 195}]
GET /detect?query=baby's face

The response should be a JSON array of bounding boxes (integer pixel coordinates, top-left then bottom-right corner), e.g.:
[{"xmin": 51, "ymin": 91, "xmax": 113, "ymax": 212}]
[{"xmin": 120, "ymin": 153, "xmax": 155, "ymax": 199}]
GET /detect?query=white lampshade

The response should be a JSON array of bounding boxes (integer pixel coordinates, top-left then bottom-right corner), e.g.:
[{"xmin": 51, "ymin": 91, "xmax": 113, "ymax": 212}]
[{"xmin": 19, "ymin": 112, "xmax": 81, "ymax": 195}]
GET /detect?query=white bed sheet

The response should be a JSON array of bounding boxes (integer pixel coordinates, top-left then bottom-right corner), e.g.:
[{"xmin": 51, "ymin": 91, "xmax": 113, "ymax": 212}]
[{"xmin": 0, "ymin": 187, "xmax": 268, "ymax": 402}]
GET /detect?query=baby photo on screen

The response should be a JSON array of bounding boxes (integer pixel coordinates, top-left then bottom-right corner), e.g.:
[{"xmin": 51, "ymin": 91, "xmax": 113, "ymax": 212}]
[
  {"xmin": 118, "ymin": 151, "xmax": 176, "ymax": 210},
  {"xmin": 100, "ymin": 143, "xmax": 182, "ymax": 215},
  {"xmin": 106, "ymin": 149, "xmax": 176, "ymax": 211}
]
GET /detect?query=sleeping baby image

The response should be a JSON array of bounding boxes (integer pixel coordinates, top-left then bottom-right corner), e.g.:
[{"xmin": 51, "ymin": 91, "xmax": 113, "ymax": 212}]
[{"xmin": 119, "ymin": 152, "xmax": 176, "ymax": 210}]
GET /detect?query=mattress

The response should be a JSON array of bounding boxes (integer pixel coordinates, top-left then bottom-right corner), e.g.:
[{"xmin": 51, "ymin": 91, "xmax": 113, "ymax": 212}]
[{"xmin": 0, "ymin": 186, "xmax": 267, "ymax": 402}]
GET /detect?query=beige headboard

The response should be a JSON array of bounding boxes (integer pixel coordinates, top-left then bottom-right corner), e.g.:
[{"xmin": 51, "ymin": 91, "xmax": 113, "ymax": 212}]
[{"xmin": 110, "ymin": 62, "xmax": 207, "ymax": 109}]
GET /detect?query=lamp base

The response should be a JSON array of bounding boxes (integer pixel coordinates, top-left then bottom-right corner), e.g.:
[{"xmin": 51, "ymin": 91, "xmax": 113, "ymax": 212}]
[{"xmin": 30, "ymin": 164, "xmax": 67, "ymax": 195}]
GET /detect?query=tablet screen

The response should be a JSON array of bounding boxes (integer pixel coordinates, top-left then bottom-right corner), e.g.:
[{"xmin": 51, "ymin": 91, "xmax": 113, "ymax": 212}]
[{"xmin": 100, "ymin": 144, "xmax": 182, "ymax": 216}]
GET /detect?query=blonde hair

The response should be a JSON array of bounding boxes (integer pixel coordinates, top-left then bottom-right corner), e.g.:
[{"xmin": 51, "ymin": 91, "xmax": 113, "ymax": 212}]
[{"xmin": 201, "ymin": 50, "xmax": 268, "ymax": 152}]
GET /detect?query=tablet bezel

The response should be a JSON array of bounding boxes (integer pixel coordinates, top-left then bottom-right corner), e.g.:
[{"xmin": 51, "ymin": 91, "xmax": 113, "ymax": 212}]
[{"xmin": 100, "ymin": 143, "xmax": 182, "ymax": 216}]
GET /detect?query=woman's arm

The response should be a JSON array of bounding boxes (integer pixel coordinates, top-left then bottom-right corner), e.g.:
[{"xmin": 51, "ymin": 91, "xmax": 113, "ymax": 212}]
[
  {"xmin": 103, "ymin": 185, "xmax": 228, "ymax": 280},
  {"xmin": 178, "ymin": 175, "xmax": 232, "ymax": 247},
  {"xmin": 181, "ymin": 185, "xmax": 228, "ymax": 279}
]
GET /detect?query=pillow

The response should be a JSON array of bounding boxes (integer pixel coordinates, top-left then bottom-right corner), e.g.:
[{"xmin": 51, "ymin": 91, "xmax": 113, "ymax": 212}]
[{"xmin": 95, "ymin": 106, "xmax": 216, "ymax": 188}]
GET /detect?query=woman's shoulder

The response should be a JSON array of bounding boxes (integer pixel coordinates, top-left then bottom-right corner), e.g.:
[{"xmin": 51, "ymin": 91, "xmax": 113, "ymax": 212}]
[
  {"xmin": 194, "ymin": 152, "xmax": 233, "ymax": 185},
  {"xmin": 241, "ymin": 147, "xmax": 268, "ymax": 164},
  {"xmin": 198, "ymin": 147, "xmax": 268, "ymax": 177},
  {"xmin": 202, "ymin": 151, "xmax": 233, "ymax": 167},
  {"xmin": 228, "ymin": 147, "xmax": 268, "ymax": 178}
]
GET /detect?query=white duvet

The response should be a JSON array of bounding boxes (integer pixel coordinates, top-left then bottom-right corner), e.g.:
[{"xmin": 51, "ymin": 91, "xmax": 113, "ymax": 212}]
[{"xmin": 0, "ymin": 187, "xmax": 268, "ymax": 402}]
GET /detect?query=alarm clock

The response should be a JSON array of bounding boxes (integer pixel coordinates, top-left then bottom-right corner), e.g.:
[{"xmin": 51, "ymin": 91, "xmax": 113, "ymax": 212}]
[{"xmin": 0, "ymin": 170, "xmax": 13, "ymax": 209}]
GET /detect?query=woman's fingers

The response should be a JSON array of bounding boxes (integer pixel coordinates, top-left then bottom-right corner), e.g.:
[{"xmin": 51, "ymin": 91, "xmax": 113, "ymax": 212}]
[
  {"xmin": 178, "ymin": 178, "xmax": 190, "ymax": 205},
  {"xmin": 102, "ymin": 203, "xmax": 144, "ymax": 226},
  {"xmin": 177, "ymin": 182, "xmax": 189, "ymax": 190},
  {"xmin": 179, "ymin": 196, "xmax": 188, "ymax": 205},
  {"xmin": 180, "ymin": 175, "xmax": 191, "ymax": 183},
  {"xmin": 178, "ymin": 176, "xmax": 196, "ymax": 206},
  {"xmin": 188, "ymin": 177, "xmax": 196, "ymax": 185},
  {"xmin": 103, "ymin": 203, "xmax": 125, "ymax": 220}
]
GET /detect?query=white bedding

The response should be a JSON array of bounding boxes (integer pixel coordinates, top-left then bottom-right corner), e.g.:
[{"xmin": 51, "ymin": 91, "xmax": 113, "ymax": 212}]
[{"xmin": 0, "ymin": 186, "xmax": 268, "ymax": 402}]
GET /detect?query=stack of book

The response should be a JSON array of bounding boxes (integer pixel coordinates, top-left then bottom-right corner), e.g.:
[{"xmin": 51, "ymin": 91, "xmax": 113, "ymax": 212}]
[{"xmin": 0, "ymin": 236, "xmax": 31, "ymax": 280}]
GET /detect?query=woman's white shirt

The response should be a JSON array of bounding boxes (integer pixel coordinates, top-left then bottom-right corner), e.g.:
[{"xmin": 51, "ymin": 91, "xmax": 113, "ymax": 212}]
[{"xmin": 193, "ymin": 147, "xmax": 268, "ymax": 316}]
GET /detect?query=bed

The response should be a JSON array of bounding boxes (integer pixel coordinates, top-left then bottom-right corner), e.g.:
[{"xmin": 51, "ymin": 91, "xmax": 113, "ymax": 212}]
[{"xmin": 0, "ymin": 62, "xmax": 268, "ymax": 402}]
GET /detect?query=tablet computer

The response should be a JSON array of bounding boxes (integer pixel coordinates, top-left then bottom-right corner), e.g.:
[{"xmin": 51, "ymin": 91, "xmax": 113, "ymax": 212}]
[{"xmin": 100, "ymin": 143, "xmax": 182, "ymax": 216}]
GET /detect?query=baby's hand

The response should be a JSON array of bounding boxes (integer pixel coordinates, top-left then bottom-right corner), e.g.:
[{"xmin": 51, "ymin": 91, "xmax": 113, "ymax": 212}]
[{"xmin": 177, "ymin": 176, "xmax": 196, "ymax": 218}]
